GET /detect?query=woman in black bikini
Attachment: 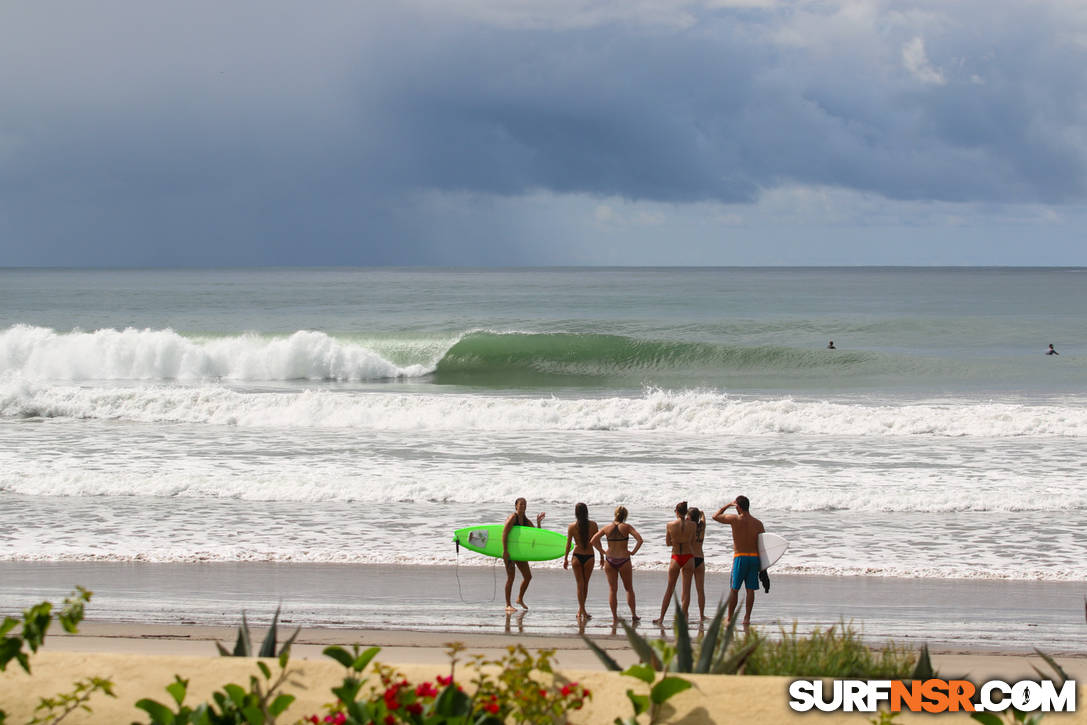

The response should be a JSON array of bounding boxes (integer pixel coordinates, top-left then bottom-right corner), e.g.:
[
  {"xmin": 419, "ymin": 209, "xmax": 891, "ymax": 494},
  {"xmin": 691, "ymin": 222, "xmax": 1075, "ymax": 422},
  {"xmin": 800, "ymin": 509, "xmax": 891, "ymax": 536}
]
[
  {"xmin": 563, "ymin": 502, "xmax": 603, "ymax": 621},
  {"xmin": 588, "ymin": 505, "xmax": 643, "ymax": 622},
  {"xmin": 687, "ymin": 507, "xmax": 707, "ymax": 621},
  {"xmin": 653, "ymin": 501, "xmax": 696, "ymax": 625}
]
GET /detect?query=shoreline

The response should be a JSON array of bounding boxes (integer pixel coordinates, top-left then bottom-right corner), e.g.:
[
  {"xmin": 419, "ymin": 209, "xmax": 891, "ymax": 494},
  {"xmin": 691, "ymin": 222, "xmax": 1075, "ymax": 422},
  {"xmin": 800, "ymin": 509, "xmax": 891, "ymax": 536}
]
[{"xmin": 3, "ymin": 560, "xmax": 1085, "ymax": 656}]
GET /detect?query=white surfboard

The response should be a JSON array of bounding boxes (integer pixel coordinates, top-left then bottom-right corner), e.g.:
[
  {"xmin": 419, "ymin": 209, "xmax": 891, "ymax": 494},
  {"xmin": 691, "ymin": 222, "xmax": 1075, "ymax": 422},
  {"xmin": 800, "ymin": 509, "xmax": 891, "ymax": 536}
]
[{"xmin": 757, "ymin": 532, "xmax": 789, "ymax": 570}]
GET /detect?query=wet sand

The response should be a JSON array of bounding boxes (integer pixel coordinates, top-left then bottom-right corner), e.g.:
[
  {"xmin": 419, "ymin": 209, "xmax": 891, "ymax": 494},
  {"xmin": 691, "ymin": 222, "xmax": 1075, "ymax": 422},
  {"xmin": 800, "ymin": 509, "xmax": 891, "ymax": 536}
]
[{"xmin": 2, "ymin": 561, "xmax": 1085, "ymax": 654}]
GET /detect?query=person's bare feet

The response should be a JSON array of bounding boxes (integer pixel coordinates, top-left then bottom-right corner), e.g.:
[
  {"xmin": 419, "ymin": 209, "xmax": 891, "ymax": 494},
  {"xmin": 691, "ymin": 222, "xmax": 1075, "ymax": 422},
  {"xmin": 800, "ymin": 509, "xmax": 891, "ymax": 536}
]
[
  {"xmin": 505, "ymin": 605, "xmax": 517, "ymax": 613},
  {"xmin": 516, "ymin": 599, "xmax": 528, "ymax": 610},
  {"xmin": 630, "ymin": 614, "xmax": 641, "ymax": 623}
]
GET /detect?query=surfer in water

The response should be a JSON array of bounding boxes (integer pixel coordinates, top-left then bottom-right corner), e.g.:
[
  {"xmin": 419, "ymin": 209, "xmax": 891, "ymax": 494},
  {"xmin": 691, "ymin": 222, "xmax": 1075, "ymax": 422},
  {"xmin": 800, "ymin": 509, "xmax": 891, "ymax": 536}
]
[
  {"xmin": 502, "ymin": 497, "xmax": 545, "ymax": 612},
  {"xmin": 827, "ymin": 340, "xmax": 836, "ymax": 349},
  {"xmin": 589, "ymin": 506, "xmax": 643, "ymax": 623},
  {"xmin": 713, "ymin": 496, "xmax": 765, "ymax": 629},
  {"xmin": 1047, "ymin": 344, "xmax": 1059, "ymax": 355},
  {"xmin": 563, "ymin": 503, "xmax": 604, "ymax": 621},
  {"xmin": 686, "ymin": 507, "xmax": 708, "ymax": 621},
  {"xmin": 653, "ymin": 501, "xmax": 696, "ymax": 626}
]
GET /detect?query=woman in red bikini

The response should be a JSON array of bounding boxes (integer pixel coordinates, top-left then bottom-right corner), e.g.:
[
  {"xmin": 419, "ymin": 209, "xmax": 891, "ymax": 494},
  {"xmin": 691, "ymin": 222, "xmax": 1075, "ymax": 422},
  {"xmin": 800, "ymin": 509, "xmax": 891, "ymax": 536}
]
[
  {"xmin": 563, "ymin": 502, "xmax": 603, "ymax": 621},
  {"xmin": 687, "ymin": 507, "xmax": 708, "ymax": 621},
  {"xmin": 589, "ymin": 505, "xmax": 643, "ymax": 623},
  {"xmin": 653, "ymin": 501, "xmax": 695, "ymax": 625}
]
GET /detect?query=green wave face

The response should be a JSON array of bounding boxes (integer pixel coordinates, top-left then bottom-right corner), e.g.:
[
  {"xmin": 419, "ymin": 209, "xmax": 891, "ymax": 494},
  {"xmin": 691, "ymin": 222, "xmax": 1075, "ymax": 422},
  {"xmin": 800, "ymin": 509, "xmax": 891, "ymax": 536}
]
[{"xmin": 432, "ymin": 331, "xmax": 873, "ymax": 386}]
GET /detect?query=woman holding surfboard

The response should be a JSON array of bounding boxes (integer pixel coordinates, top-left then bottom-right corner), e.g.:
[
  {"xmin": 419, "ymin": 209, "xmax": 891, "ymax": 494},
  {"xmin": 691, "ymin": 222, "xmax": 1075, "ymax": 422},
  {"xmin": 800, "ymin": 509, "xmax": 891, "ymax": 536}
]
[
  {"xmin": 589, "ymin": 506, "xmax": 643, "ymax": 623},
  {"xmin": 502, "ymin": 497, "xmax": 545, "ymax": 612},
  {"xmin": 653, "ymin": 501, "xmax": 696, "ymax": 626},
  {"xmin": 563, "ymin": 503, "xmax": 603, "ymax": 621}
]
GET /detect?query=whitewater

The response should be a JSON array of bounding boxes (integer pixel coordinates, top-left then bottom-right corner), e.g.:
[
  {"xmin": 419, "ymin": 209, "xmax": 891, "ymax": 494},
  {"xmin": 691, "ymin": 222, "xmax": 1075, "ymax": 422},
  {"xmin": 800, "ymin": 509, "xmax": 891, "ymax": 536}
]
[{"xmin": 1, "ymin": 267, "xmax": 1084, "ymax": 583}]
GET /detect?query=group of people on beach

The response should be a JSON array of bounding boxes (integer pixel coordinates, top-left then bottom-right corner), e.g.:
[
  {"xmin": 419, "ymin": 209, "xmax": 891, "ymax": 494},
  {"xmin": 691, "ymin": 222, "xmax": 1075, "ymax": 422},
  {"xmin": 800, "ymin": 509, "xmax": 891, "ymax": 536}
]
[{"xmin": 500, "ymin": 496, "xmax": 765, "ymax": 627}]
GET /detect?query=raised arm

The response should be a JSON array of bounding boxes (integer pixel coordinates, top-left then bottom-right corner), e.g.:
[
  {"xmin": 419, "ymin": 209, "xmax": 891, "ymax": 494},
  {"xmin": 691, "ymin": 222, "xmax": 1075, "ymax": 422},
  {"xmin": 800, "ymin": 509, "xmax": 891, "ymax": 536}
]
[{"xmin": 712, "ymin": 501, "xmax": 736, "ymax": 525}]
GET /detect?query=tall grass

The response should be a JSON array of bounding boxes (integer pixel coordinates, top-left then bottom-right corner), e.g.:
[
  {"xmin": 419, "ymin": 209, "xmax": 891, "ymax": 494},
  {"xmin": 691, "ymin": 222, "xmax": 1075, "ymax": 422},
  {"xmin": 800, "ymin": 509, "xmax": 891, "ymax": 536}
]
[{"xmin": 724, "ymin": 621, "xmax": 918, "ymax": 679}]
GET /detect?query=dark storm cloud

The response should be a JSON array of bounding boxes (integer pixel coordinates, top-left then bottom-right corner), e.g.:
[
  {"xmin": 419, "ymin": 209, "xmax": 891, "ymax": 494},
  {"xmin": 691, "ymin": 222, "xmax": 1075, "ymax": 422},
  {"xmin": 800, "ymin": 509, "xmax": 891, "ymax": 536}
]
[{"xmin": 0, "ymin": 1, "xmax": 1085, "ymax": 265}]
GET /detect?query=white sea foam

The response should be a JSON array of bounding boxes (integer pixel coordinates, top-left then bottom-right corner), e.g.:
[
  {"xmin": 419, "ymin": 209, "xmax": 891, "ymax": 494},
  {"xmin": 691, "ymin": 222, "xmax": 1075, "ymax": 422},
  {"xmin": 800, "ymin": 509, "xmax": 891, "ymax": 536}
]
[
  {"xmin": 0, "ymin": 325, "xmax": 432, "ymax": 382},
  {"xmin": 3, "ymin": 380, "xmax": 1087, "ymax": 437}
]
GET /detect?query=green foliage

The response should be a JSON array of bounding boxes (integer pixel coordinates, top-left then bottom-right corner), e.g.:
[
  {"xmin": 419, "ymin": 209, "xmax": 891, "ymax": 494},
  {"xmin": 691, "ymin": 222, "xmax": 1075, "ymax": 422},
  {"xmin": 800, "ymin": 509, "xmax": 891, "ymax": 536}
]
[
  {"xmin": 1, "ymin": 587, "xmax": 92, "ymax": 675},
  {"xmin": 583, "ymin": 597, "xmax": 758, "ymax": 676},
  {"xmin": 610, "ymin": 643, "xmax": 692, "ymax": 725},
  {"xmin": 135, "ymin": 649, "xmax": 297, "ymax": 725},
  {"xmin": 729, "ymin": 621, "xmax": 918, "ymax": 678},
  {"xmin": 307, "ymin": 641, "xmax": 591, "ymax": 724},
  {"xmin": 27, "ymin": 676, "xmax": 116, "ymax": 725},
  {"xmin": 215, "ymin": 607, "xmax": 300, "ymax": 659},
  {"xmin": 969, "ymin": 649, "xmax": 1070, "ymax": 725},
  {"xmin": 1, "ymin": 587, "xmax": 115, "ymax": 725}
]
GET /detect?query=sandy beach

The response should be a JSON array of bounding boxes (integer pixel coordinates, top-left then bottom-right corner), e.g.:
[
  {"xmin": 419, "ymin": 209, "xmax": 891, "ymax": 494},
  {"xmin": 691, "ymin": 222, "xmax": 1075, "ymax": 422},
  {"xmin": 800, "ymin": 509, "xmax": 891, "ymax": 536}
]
[
  {"xmin": 3, "ymin": 560, "xmax": 1086, "ymax": 723},
  {"xmin": 2, "ymin": 630, "xmax": 1085, "ymax": 724}
]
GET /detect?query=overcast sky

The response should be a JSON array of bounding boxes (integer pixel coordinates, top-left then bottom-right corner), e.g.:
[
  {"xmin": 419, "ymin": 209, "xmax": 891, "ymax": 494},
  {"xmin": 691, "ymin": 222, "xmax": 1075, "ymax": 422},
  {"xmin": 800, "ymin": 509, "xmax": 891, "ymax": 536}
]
[{"xmin": 2, "ymin": 0, "xmax": 1086, "ymax": 266}]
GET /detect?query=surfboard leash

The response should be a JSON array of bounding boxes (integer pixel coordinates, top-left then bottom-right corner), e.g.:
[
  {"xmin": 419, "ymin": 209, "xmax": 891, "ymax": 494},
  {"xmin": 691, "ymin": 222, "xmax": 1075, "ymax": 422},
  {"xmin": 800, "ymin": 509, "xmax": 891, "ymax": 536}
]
[{"xmin": 454, "ymin": 537, "xmax": 498, "ymax": 603}]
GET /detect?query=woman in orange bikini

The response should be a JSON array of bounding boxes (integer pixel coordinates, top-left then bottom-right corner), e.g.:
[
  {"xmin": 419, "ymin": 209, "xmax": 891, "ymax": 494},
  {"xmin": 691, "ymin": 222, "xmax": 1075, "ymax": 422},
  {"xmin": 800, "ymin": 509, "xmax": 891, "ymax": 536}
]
[
  {"xmin": 588, "ymin": 505, "xmax": 643, "ymax": 622},
  {"xmin": 687, "ymin": 507, "xmax": 708, "ymax": 621},
  {"xmin": 563, "ymin": 502, "xmax": 603, "ymax": 621},
  {"xmin": 653, "ymin": 501, "xmax": 695, "ymax": 625}
]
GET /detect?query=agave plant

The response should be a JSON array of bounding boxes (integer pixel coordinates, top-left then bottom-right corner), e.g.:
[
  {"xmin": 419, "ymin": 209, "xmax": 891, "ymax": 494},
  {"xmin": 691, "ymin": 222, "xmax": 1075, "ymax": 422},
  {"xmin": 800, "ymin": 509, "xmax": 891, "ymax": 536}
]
[
  {"xmin": 216, "ymin": 605, "xmax": 301, "ymax": 658},
  {"xmin": 582, "ymin": 596, "xmax": 759, "ymax": 675}
]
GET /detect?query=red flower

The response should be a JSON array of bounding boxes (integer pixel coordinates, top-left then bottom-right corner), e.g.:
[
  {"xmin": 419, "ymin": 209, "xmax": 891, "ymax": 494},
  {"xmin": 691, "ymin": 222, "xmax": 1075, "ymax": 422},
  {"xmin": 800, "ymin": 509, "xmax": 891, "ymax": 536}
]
[
  {"xmin": 384, "ymin": 716, "xmax": 396, "ymax": 725},
  {"xmin": 539, "ymin": 689, "xmax": 548, "ymax": 698},
  {"xmin": 561, "ymin": 684, "xmax": 572, "ymax": 697},
  {"xmin": 415, "ymin": 682, "xmax": 439, "ymax": 698},
  {"xmin": 484, "ymin": 702, "xmax": 500, "ymax": 714},
  {"xmin": 437, "ymin": 675, "xmax": 453, "ymax": 686},
  {"xmin": 407, "ymin": 702, "xmax": 423, "ymax": 715}
]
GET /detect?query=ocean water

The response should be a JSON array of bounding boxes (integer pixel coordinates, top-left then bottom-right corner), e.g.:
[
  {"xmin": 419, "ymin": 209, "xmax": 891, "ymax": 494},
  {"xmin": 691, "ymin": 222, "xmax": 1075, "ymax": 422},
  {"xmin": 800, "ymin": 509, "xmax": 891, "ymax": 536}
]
[{"xmin": 1, "ymin": 267, "xmax": 1085, "ymax": 582}]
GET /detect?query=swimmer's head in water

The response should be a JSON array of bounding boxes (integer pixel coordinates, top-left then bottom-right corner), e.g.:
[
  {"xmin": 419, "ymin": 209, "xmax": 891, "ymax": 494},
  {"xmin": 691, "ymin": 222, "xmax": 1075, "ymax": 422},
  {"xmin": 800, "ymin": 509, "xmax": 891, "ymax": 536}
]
[
  {"xmin": 614, "ymin": 505, "xmax": 628, "ymax": 523},
  {"xmin": 736, "ymin": 495, "xmax": 750, "ymax": 512}
]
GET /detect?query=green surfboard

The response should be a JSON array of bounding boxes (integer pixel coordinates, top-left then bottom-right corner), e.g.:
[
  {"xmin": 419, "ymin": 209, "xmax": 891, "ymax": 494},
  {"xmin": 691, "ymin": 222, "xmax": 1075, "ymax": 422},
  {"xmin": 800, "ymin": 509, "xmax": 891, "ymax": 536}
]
[{"xmin": 453, "ymin": 524, "xmax": 566, "ymax": 561}]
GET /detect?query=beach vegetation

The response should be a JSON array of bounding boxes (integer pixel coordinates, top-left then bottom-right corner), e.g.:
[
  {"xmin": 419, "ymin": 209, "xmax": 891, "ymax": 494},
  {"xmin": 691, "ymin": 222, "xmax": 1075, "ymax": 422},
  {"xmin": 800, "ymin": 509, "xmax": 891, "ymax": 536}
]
[
  {"xmin": 305, "ymin": 642, "xmax": 591, "ymax": 724},
  {"xmin": 135, "ymin": 649, "xmax": 298, "ymax": 725},
  {"xmin": 216, "ymin": 606, "xmax": 301, "ymax": 659},
  {"xmin": 727, "ymin": 621, "xmax": 920, "ymax": 679},
  {"xmin": 0, "ymin": 587, "xmax": 116, "ymax": 725},
  {"xmin": 968, "ymin": 649, "xmax": 1071, "ymax": 725},
  {"xmin": 582, "ymin": 596, "xmax": 758, "ymax": 676}
]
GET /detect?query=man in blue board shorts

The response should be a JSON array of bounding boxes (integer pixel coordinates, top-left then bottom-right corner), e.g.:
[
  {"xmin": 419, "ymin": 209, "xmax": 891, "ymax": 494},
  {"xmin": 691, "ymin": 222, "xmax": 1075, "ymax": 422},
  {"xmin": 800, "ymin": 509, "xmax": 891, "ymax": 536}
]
[{"xmin": 713, "ymin": 496, "xmax": 765, "ymax": 629}]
